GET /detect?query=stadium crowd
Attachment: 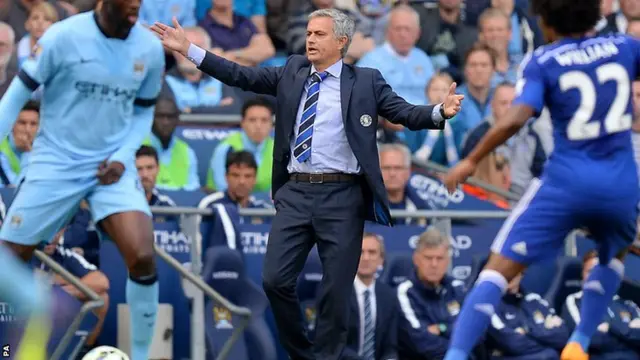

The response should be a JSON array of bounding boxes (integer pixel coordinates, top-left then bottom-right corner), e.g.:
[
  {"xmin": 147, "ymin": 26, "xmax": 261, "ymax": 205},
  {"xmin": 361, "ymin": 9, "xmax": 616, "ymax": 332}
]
[{"xmin": 2, "ymin": 0, "xmax": 640, "ymax": 359}]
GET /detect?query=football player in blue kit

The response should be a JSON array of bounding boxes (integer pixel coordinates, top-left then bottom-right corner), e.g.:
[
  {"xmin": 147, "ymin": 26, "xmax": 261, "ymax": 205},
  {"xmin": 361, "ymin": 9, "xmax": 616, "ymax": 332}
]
[
  {"xmin": 442, "ymin": 0, "xmax": 640, "ymax": 359},
  {"xmin": 0, "ymin": 0, "xmax": 164, "ymax": 359}
]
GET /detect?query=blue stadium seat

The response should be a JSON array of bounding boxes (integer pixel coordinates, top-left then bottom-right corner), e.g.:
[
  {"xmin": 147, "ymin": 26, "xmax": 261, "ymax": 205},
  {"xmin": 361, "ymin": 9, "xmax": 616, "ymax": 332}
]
[
  {"xmin": 202, "ymin": 246, "xmax": 276, "ymax": 360},
  {"xmin": 522, "ymin": 258, "xmax": 558, "ymax": 295},
  {"xmin": 379, "ymin": 253, "xmax": 414, "ymax": 287},
  {"xmin": 296, "ymin": 247, "xmax": 322, "ymax": 339},
  {"xmin": 618, "ymin": 278, "xmax": 640, "ymax": 305},
  {"xmin": 174, "ymin": 126, "xmax": 236, "ymax": 186},
  {"xmin": 544, "ymin": 257, "xmax": 583, "ymax": 313},
  {"xmin": 465, "ymin": 254, "xmax": 488, "ymax": 288}
]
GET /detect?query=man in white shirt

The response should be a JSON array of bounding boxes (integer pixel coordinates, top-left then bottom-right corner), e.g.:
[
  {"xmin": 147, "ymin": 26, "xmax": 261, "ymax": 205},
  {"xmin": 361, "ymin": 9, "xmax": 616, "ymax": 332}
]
[{"xmin": 344, "ymin": 233, "xmax": 398, "ymax": 360}]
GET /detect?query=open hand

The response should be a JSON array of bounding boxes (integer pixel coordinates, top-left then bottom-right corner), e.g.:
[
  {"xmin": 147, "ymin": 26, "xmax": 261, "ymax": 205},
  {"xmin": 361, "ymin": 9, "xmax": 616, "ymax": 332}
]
[
  {"xmin": 443, "ymin": 158, "xmax": 476, "ymax": 194},
  {"xmin": 442, "ymin": 83, "xmax": 465, "ymax": 119},
  {"xmin": 97, "ymin": 160, "xmax": 125, "ymax": 185},
  {"xmin": 150, "ymin": 17, "xmax": 191, "ymax": 57}
]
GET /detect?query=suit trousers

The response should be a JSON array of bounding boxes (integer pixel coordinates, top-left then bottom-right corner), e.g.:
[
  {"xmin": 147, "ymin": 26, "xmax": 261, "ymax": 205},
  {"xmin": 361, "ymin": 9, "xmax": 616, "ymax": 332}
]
[{"xmin": 262, "ymin": 179, "xmax": 366, "ymax": 360}]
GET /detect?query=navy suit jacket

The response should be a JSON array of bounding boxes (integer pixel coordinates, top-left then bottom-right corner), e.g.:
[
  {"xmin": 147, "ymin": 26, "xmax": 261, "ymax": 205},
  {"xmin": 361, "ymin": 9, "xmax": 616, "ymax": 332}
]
[
  {"xmin": 343, "ymin": 281, "xmax": 399, "ymax": 360},
  {"xmin": 197, "ymin": 53, "xmax": 444, "ymax": 225}
]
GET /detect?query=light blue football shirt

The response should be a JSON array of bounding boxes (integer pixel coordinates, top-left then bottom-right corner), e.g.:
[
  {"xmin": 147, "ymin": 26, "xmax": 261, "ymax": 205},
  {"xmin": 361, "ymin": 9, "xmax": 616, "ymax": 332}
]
[{"xmin": 18, "ymin": 12, "xmax": 165, "ymax": 179}]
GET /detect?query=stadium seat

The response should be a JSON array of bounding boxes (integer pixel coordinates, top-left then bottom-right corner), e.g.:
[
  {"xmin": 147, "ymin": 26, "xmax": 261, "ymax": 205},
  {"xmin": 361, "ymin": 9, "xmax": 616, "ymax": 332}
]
[
  {"xmin": 379, "ymin": 252, "xmax": 414, "ymax": 287},
  {"xmin": 544, "ymin": 257, "xmax": 583, "ymax": 312},
  {"xmin": 174, "ymin": 126, "xmax": 236, "ymax": 186},
  {"xmin": 465, "ymin": 254, "xmax": 488, "ymax": 288},
  {"xmin": 296, "ymin": 247, "xmax": 322, "ymax": 339},
  {"xmin": 618, "ymin": 278, "xmax": 640, "ymax": 305},
  {"xmin": 521, "ymin": 258, "xmax": 558, "ymax": 295},
  {"xmin": 202, "ymin": 246, "xmax": 276, "ymax": 360}
]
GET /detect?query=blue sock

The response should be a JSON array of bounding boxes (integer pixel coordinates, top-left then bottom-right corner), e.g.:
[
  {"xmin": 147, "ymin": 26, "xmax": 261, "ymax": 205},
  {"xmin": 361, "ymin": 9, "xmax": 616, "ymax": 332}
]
[
  {"xmin": 568, "ymin": 259, "xmax": 623, "ymax": 351},
  {"xmin": 0, "ymin": 245, "xmax": 48, "ymax": 316},
  {"xmin": 126, "ymin": 275, "xmax": 159, "ymax": 360},
  {"xmin": 444, "ymin": 270, "xmax": 507, "ymax": 360}
]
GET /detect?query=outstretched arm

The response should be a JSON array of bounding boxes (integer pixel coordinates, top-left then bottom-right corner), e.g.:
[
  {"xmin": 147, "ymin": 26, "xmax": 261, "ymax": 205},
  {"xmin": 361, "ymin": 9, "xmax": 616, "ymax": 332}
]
[{"xmin": 151, "ymin": 18, "xmax": 283, "ymax": 96}]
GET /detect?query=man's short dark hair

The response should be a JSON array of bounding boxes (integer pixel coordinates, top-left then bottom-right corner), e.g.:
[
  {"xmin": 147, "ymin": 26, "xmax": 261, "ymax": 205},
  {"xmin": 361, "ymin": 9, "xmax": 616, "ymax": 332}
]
[
  {"xmin": 531, "ymin": 0, "xmax": 601, "ymax": 36},
  {"xmin": 22, "ymin": 100, "xmax": 40, "ymax": 113},
  {"xmin": 241, "ymin": 96, "xmax": 274, "ymax": 118},
  {"xmin": 464, "ymin": 42, "xmax": 497, "ymax": 69},
  {"xmin": 136, "ymin": 145, "xmax": 159, "ymax": 164},
  {"xmin": 225, "ymin": 150, "xmax": 258, "ymax": 173}
]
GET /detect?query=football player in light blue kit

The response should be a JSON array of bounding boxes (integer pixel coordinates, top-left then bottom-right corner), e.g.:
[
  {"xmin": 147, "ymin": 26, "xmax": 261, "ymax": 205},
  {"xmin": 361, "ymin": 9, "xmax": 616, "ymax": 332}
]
[
  {"xmin": 0, "ymin": 0, "xmax": 164, "ymax": 359},
  {"xmin": 442, "ymin": 0, "xmax": 640, "ymax": 359}
]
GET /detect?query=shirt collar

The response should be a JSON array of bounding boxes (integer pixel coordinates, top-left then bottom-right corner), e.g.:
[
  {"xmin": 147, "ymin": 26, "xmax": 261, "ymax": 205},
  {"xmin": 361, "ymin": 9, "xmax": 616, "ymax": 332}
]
[
  {"xmin": 310, "ymin": 59, "xmax": 343, "ymax": 79},
  {"xmin": 150, "ymin": 132, "xmax": 176, "ymax": 151},
  {"xmin": 383, "ymin": 42, "xmax": 411, "ymax": 61},
  {"xmin": 240, "ymin": 131, "xmax": 266, "ymax": 153},
  {"xmin": 354, "ymin": 276, "xmax": 375, "ymax": 295}
]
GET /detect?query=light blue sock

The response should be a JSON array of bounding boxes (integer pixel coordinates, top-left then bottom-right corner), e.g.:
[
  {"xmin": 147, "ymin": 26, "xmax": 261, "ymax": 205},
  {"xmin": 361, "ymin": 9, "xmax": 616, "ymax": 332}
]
[
  {"xmin": 126, "ymin": 276, "xmax": 159, "ymax": 360},
  {"xmin": 568, "ymin": 259, "xmax": 623, "ymax": 351},
  {"xmin": 0, "ymin": 245, "xmax": 48, "ymax": 316},
  {"xmin": 444, "ymin": 270, "xmax": 507, "ymax": 360}
]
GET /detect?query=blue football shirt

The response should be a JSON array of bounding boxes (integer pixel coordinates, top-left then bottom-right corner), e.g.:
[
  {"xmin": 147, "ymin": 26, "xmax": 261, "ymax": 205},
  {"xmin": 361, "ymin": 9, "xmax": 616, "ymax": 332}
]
[
  {"xmin": 514, "ymin": 34, "xmax": 640, "ymax": 193},
  {"xmin": 18, "ymin": 11, "xmax": 165, "ymax": 179}
]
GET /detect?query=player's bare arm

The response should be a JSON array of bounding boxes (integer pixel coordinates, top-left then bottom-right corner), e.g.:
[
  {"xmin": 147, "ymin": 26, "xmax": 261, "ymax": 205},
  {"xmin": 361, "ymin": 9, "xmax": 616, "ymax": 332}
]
[{"xmin": 443, "ymin": 104, "xmax": 533, "ymax": 193}]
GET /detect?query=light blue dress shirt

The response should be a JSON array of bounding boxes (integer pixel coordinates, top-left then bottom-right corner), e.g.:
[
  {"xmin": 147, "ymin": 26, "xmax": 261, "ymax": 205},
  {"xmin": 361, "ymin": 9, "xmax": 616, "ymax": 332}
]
[
  {"xmin": 287, "ymin": 60, "xmax": 361, "ymax": 174},
  {"xmin": 147, "ymin": 133, "xmax": 201, "ymax": 191},
  {"xmin": 209, "ymin": 131, "xmax": 270, "ymax": 191}
]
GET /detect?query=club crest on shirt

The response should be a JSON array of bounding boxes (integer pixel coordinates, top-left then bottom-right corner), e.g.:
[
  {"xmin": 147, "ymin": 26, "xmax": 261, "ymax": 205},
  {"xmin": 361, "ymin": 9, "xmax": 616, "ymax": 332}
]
[
  {"xmin": 447, "ymin": 300, "xmax": 460, "ymax": 316},
  {"xmin": 304, "ymin": 306, "xmax": 316, "ymax": 331},
  {"xmin": 213, "ymin": 306, "xmax": 233, "ymax": 329},
  {"xmin": 620, "ymin": 310, "xmax": 631, "ymax": 323},
  {"xmin": 360, "ymin": 114, "xmax": 373, "ymax": 127},
  {"xmin": 30, "ymin": 44, "xmax": 42, "ymax": 59},
  {"xmin": 10, "ymin": 214, "xmax": 22, "ymax": 229},
  {"xmin": 133, "ymin": 60, "xmax": 145, "ymax": 78},
  {"xmin": 533, "ymin": 310, "xmax": 544, "ymax": 324}
]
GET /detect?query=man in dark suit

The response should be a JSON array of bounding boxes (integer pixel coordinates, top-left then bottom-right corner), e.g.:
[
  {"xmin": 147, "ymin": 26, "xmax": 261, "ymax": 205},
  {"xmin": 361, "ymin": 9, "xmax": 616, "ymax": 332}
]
[
  {"xmin": 152, "ymin": 11, "xmax": 464, "ymax": 360},
  {"xmin": 344, "ymin": 233, "xmax": 398, "ymax": 360}
]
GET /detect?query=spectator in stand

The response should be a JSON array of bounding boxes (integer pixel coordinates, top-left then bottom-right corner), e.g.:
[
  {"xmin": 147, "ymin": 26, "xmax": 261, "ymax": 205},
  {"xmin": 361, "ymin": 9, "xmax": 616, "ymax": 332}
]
[
  {"xmin": 344, "ymin": 233, "xmax": 399, "ymax": 360},
  {"xmin": 597, "ymin": 0, "xmax": 640, "ymax": 34},
  {"xmin": 628, "ymin": 17, "xmax": 640, "ymax": 37},
  {"xmin": 287, "ymin": 0, "xmax": 374, "ymax": 63},
  {"xmin": 16, "ymin": 2, "xmax": 58, "ymax": 68},
  {"xmin": 410, "ymin": 72, "xmax": 462, "ymax": 167},
  {"xmin": 233, "ymin": 0, "xmax": 267, "ymax": 32},
  {"xmin": 142, "ymin": 97, "xmax": 201, "ymax": 191},
  {"xmin": 410, "ymin": 0, "xmax": 477, "ymax": 73},
  {"xmin": 0, "ymin": 22, "xmax": 16, "ymax": 98},
  {"xmin": 397, "ymin": 227, "xmax": 479, "ymax": 360},
  {"xmin": 165, "ymin": 27, "xmax": 239, "ymax": 114},
  {"xmin": 562, "ymin": 250, "xmax": 640, "ymax": 360},
  {"xmin": 139, "ymin": 0, "xmax": 196, "ymax": 28},
  {"xmin": 455, "ymin": 43, "xmax": 496, "ymax": 137},
  {"xmin": 135, "ymin": 145, "xmax": 179, "ymax": 224},
  {"xmin": 379, "ymin": 143, "xmax": 437, "ymax": 225},
  {"xmin": 35, "ymin": 228, "xmax": 110, "ymax": 358},
  {"xmin": 478, "ymin": 8, "xmax": 520, "ymax": 87},
  {"xmin": 351, "ymin": 0, "xmax": 394, "ymax": 45},
  {"xmin": 207, "ymin": 97, "xmax": 274, "ymax": 192},
  {"xmin": 265, "ymin": 0, "xmax": 295, "ymax": 50},
  {"xmin": 462, "ymin": 151, "xmax": 511, "ymax": 209},
  {"xmin": 490, "ymin": 0, "xmax": 543, "ymax": 58},
  {"xmin": 0, "ymin": 0, "xmax": 70, "ymax": 42},
  {"xmin": 376, "ymin": 117, "xmax": 404, "ymax": 145},
  {"xmin": 0, "ymin": 100, "xmax": 39, "ymax": 185},
  {"xmin": 199, "ymin": 0, "xmax": 275, "ymax": 66},
  {"xmin": 201, "ymin": 150, "xmax": 272, "ymax": 225},
  {"xmin": 357, "ymin": 4, "xmax": 435, "ymax": 106},
  {"xmin": 485, "ymin": 271, "xmax": 570, "ymax": 359},
  {"xmin": 461, "ymin": 82, "xmax": 546, "ymax": 196}
]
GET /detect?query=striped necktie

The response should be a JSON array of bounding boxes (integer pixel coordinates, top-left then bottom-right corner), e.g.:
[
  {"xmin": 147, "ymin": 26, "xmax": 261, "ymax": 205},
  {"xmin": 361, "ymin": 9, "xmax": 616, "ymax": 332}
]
[
  {"xmin": 293, "ymin": 71, "xmax": 328, "ymax": 163},
  {"xmin": 362, "ymin": 289, "xmax": 375, "ymax": 359}
]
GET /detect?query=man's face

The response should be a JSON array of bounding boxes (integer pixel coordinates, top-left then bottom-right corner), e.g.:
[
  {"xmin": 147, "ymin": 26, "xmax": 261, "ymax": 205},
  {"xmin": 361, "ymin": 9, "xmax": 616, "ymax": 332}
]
[
  {"xmin": 103, "ymin": 0, "xmax": 141, "ymax": 37},
  {"xmin": 0, "ymin": 27, "xmax": 13, "ymax": 69},
  {"xmin": 480, "ymin": 16, "xmax": 511, "ymax": 55},
  {"xmin": 306, "ymin": 17, "xmax": 345, "ymax": 63},
  {"xmin": 386, "ymin": 11, "xmax": 420, "ymax": 56},
  {"xmin": 413, "ymin": 244, "xmax": 449, "ymax": 284},
  {"xmin": 380, "ymin": 149, "xmax": 410, "ymax": 194},
  {"xmin": 633, "ymin": 81, "xmax": 640, "ymax": 119},
  {"xmin": 357, "ymin": 235, "xmax": 384, "ymax": 279},
  {"xmin": 582, "ymin": 257, "xmax": 598, "ymax": 281},
  {"xmin": 439, "ymin": 0, "xmax": 461, "ymax": 11},
  {"xmin": 226, "ymin": 163, "xmax": 256, "ymax": 202},
  {"xmin": 491, "ymin": 85, "xmax": 515, "ymax": 123},
  {"xmin": 136, "ymin": 155, "xmax": 159, "ymax": 194},
  {"xmin": 152, "ymin": 101, "xmax": 179, "ymax": 141},
  {"xmin": 622, "ymin": 0, "xmax": 640, "ymax": 19},
  {"xmin": 13, "ymin": 109, "xmax": 39, "ymax": 152},
  {"xmin": 241, "ymin": 105, "xmax": 273, "ymax": 144},
  {"xmin": 464, "ymin": 50, "xmax": 494, "ymax": 89},
  {"xmin": 177, "ymin": 31, "xmax": 205, "ymax": 82},
  {"xmin": 312, "ymin": 0, "xmax": 334, "ymax": 9},
  {"xmin": 628, "ymin": 21, "xmax": 640, "ymax": 38}
]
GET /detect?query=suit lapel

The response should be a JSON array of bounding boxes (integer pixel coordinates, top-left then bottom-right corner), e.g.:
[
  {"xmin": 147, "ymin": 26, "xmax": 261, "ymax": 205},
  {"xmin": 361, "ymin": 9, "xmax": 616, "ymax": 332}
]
[
  {"xmin": 374, "ymin": 284, "xmax": 383, "ymax": 346},
  {"xmin": 340, "ymin": 64, "xmax": 355, "ymax": 128},
  {"xmin": 285, "ymin": 64, "xmax": 311, "ymax": 140}
]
